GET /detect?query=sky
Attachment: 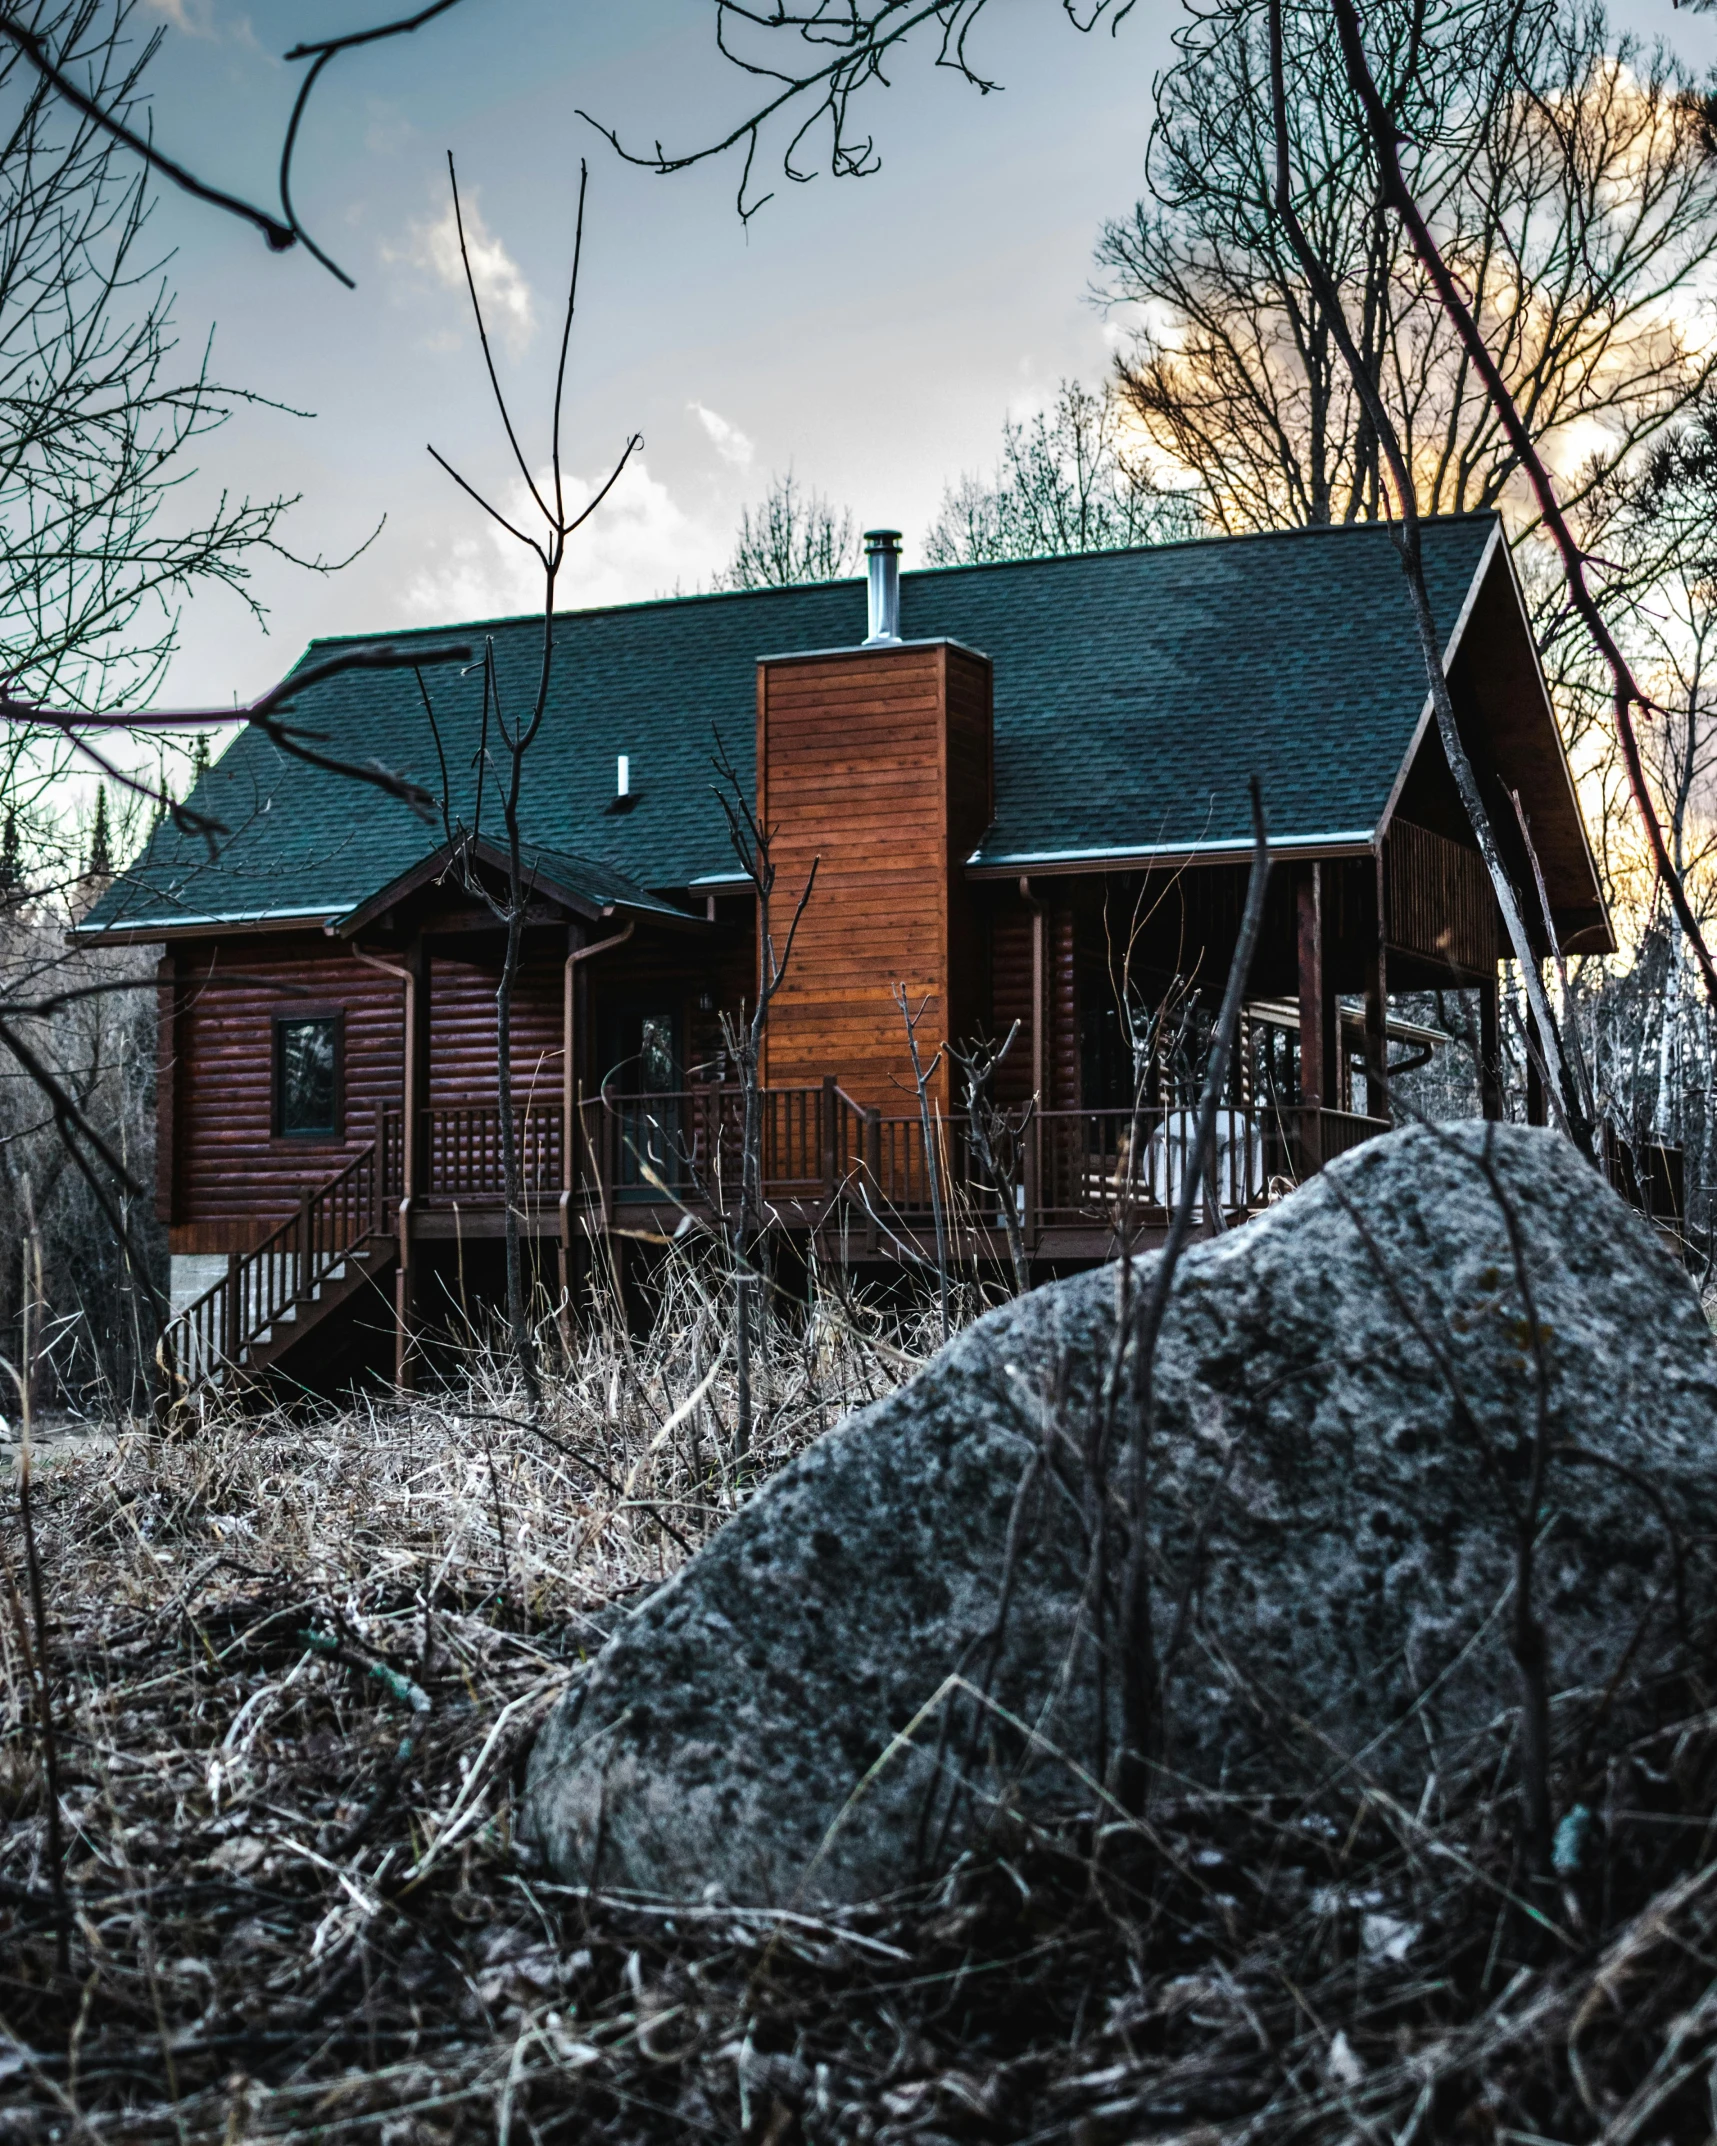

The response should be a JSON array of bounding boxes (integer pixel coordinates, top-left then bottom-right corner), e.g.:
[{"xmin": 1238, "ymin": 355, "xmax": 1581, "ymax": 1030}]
[{"xmin": 102, "ymin": 0, "xmax": 1717, "ymax": 711}]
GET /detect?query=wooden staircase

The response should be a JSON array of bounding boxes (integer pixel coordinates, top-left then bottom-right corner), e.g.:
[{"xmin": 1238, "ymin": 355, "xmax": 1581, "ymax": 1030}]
[{"xmin": 163, "ymin": 1142, "xmax": 396, "ymax": 1402}]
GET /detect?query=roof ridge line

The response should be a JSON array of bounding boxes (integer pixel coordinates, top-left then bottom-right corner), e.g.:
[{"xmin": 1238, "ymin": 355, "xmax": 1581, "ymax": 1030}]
[{"xmin": 298, "ymin": 510, "xmax": 1504, "ymax": 655}]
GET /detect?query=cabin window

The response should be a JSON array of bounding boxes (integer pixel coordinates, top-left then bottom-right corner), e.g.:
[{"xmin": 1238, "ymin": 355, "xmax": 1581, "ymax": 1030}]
[{"xmin": 274, "ymin": 1014, "xmax": 342, "ymax": 1138}]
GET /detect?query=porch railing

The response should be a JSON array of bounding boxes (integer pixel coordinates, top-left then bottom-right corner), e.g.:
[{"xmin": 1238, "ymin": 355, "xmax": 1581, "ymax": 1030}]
[
  {"xmin": 368, "ymin": 1091, "xmax": 1688, "ymax": 1239},
  {"xmin": 581, "ymin": 1081, "xmax": 860, "ymax": 1207},
  {"xmin": 578, "ymin": 1084, "xmax": 1391, "ymax": 1234},
  {"xmin": 379, "ymin": 1104, "xmax": 564, "ymax": 1202},
  {"xmin": 163, "ymin": 1139, "xmax": 386, "ymax": 1391}
]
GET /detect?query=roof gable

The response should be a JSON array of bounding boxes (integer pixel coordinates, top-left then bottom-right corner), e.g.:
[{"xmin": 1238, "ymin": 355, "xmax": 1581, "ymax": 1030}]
[{"xmin": 83, "ymin": 514, "xmax": 1505, "ymax": 936}]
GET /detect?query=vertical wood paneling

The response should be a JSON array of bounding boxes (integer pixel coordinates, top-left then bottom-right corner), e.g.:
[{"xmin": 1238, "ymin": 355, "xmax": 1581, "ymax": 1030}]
[
  {"xmin": 944, "ymin": 646, "xmax": 994, "ymax": 1058},
  {"xmin": 1385, "ymin": 819, "xmax": 1497, "ymax": 975},
  {"xmin": 757, "ymin": 639, "xmax": 993, "ymax": 1107}
]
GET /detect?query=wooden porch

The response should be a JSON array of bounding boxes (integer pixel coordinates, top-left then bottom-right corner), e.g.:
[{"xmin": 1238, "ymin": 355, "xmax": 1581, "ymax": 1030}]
[
  {"xmin": 161, "ymin": 1061, "xmax": 1692, "ymax": 1403},
  {"xmin": 561, "ymin": 1082, "xmax": 1391, "ymax": 1257},
  {"xmin": 160, "ymin": 1078, "xmax": 1394, "ymax": 1397}
]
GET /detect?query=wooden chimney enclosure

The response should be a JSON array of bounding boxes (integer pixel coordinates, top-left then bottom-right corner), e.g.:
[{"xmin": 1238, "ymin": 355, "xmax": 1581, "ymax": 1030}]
[{"xmin": 756, "ymin": 640, "xmax": 993, "ymax": 1108}]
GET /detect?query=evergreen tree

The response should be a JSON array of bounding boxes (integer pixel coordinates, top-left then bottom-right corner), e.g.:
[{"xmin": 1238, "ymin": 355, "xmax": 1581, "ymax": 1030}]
[
  {"xmin": 0, "ymin": 809, "xmax": 23, "ymax": 901},
  {"xmin": 85, "ymin": 786, "xmax": 112, "ymax": 880}
]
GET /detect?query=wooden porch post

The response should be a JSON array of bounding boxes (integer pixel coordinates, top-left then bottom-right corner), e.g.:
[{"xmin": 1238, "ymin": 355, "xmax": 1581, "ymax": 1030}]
[
  {"xmin": 1363, "ymin": 852, "xmax": 1391, "ymax": 1125},
  {"xmin": 395, "ymin": 934, "xmax": 429, "ymax": 1390},
  {"xmin": 1478, "ymin": 970, "xmax": 1506, "ymax": 1121},
  {"xmin": 864, "ymin": 1108, "xmax": 880, "ymax": 1254},
  {"xmin": 1296, "ymin": 861, "xmax": 1325, "ymax": 1169},
  {"xmin": 557, "ymin": 922, "xmax": 585, "ymax": 1347},
  {"xmin": 1021, "ymin": 876, "xmax": 1047, "ymax": 1249}
]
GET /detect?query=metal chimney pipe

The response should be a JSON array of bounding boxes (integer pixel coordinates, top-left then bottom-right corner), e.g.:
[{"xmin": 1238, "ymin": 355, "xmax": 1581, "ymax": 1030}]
[{"xmin": 863, "ymin": 528, "xmax": 902, "ymax": 646}]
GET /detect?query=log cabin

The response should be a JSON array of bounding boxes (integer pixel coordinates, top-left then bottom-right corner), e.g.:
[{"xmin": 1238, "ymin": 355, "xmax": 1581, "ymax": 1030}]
[{"xmin": 77, "ymin": 511, "xmax": 1613, "ymax": 1394}]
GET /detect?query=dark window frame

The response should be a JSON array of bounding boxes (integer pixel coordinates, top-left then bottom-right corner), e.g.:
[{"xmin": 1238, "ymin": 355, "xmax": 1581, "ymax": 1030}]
[{"xmin": 272, "ymin": 1007, "xmax": 346, "ymax": 1142}]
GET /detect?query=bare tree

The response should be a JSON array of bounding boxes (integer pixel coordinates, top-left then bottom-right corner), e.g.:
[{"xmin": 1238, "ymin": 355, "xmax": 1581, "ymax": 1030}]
[
  {"xmin": 949, "ymin": 1025, "xmax": 1031, "ymax": 1297},
  {"xmin": 574, "ymin": 0, "xmax": 1717, "ymax": 1035},
  {"xmin": 1559, "ymin": 394, "xmax": 1717, "ymax": 906},
  {"xmin": 894, "ymin": 984, "xmax": 950, "ymax": 1343},
  {"xmin": 1248, "ymin": 0, "xmax": 1594, "ymax": 1152},
  {"xmin": 710, "ymin": 732, "xmax": 817, "ymax": 1461},
  {"xmin": 1101, "ymin": 0, "xmax": 1717, "ymax": 541},
  {"xmin": 421, "ymin": 154, "xmax": 641, "ymax": 1401},
  {"xmin": 0, "ymin": 1, "xmax": 460, "ymax": 1400},
  {"xmin": 925, "ymin": 378, "xmax": 1200, "ymax": 564},
  {"xmin": 0, "ymin": 0, "xmax": 463, "ymax": 284},
  {"xmin": 0, "ymin": 1, "xmax": 335, "ymax": 725},
  {"xmin": 717, "ymin": 469, "xmax": 856, "ymax": 588}
]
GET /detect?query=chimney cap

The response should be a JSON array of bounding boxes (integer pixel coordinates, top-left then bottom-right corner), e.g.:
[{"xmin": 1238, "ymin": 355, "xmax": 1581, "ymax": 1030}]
[{"xmin": 863, "ymin": 527, "xmax": 902, "ymax": 549}]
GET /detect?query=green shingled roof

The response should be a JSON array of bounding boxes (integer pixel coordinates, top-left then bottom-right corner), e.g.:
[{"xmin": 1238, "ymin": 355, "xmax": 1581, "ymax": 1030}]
[{"xmin": 81, "ymin": 512, "xmax": 1501, "ymax": 937}]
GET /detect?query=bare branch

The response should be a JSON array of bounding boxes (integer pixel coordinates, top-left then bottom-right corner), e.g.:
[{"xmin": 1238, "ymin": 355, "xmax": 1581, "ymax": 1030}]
[
  {"xmin": 1325, "ymin": 0, "xmax": 1717, "ymax": 1021},
  {"xmin": 0, "ymin": 6, "xmax": 294, "ymax": 253}
]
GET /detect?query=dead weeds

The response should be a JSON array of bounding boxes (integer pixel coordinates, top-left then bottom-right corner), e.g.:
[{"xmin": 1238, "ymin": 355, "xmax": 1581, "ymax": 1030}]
[{"xmin": 2, "ymin": 1278, "xmax": 1717, "ymax": 2141}]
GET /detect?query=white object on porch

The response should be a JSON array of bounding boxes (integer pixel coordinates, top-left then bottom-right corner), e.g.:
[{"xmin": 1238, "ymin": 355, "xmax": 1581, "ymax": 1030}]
[{"xmin": 1146, "ymin": 1107, "xmax": 1262, "ymax": 1215}]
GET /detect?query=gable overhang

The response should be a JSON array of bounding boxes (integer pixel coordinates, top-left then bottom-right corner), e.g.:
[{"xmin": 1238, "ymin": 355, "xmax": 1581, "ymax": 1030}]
[
  {"xmin": 330, "ymin": 837, "xmax": 710, "ymax": 940},
  {"xmin": 1379, "ymin": 521, "xmax": 1612, "ymax": 957}
]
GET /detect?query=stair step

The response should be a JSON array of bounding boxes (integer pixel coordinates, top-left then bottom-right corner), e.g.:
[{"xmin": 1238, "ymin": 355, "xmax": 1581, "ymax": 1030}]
[{"xmin": 235, "ymin": 1237, "xmax": 396, "ymax": 1374}]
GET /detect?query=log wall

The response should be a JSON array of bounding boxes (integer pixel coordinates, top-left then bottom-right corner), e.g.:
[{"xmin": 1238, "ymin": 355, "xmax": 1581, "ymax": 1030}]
[
  {"xmin": 164, "ymin": 934, "xmax": 408, "ymax": 1252},
  {"xmin": 426, "ymin": 949, "xmax": 562, "ymax": 1110},
  {"xmin": 161, "ymin": 921, "xmax": 745, "ymax": 1252}
]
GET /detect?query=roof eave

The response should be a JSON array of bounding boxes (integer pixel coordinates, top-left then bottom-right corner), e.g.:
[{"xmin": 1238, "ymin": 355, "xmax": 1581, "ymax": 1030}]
[
  {"xmin": 1374, "ymin": 524, "xmax": 1613, "ymax": 960},
  {"xmin": 70, "ymin": 902, "xmax": 343, "ymax": 946},
  {"xmin": 966, "ymin": 830, "xmax": 1379, "ymax": 879}
]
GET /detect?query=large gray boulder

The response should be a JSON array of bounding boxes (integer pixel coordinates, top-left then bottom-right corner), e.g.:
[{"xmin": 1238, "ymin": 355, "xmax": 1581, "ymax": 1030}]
[{"xmin": 525, "ymin": 1122, "xmax": 1717, "ymax": 1905}]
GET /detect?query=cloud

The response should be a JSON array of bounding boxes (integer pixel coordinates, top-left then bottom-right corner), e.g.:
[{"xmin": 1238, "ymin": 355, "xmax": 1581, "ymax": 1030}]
[
  {"xmin": 143, "ymin": 0, "xmax": 219, "ymax": 33},
  {"xmin": 364, "ymin": 101, "xmax": 414, "ymax": 159},
  {"xmin": 397, "ymin": 198, "xmax": 535, "ymax": 355},
  {"xmin": 401, "ymin": 457, "xmax": 728, "ymax": 624},
  {"xmin": 689, "ymin": 402, "xmax": 755, "ymax": 468}
]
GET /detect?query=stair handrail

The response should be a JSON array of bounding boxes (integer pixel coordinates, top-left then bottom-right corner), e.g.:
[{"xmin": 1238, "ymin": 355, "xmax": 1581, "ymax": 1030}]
[{"xmin": 163, "ymin": 1139, "xmax": 382, "ymax": 1397}]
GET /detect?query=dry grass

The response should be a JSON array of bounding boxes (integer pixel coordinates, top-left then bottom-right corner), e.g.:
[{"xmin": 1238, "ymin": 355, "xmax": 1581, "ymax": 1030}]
[{"xmin": 3, "ymin": 1255, "xmax": 1717, "ymax": 2141}]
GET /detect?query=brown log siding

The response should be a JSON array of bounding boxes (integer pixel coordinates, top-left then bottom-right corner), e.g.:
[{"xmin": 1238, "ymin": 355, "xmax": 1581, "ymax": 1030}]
[
  {"xmin": 427, "ymin": 950, "xmax": 562, "ymax": 1109},
  {"xmin": 170, "ymin": 936, "xmax": 407, "ymax": 1247}
]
